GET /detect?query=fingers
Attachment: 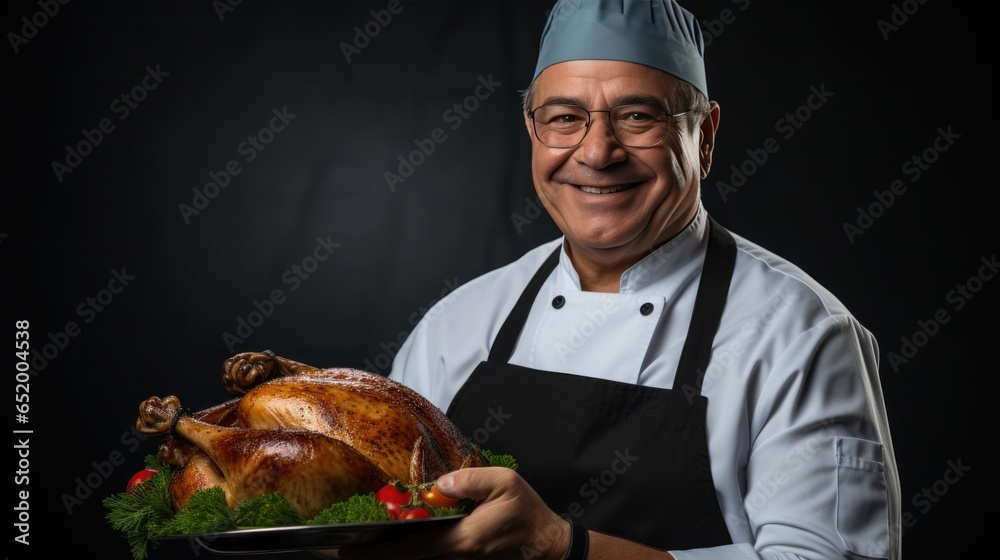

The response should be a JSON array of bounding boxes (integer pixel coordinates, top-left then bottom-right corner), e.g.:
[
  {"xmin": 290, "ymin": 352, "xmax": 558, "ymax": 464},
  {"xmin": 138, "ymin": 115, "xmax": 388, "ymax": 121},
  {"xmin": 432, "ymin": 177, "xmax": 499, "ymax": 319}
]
[
  {"xmin": 341, "ymin": 468, "xmax": 544, "ymax": 559},
  {"xmin": 436, "ymin": 466, "xmax": 520, "ymax": 502}
]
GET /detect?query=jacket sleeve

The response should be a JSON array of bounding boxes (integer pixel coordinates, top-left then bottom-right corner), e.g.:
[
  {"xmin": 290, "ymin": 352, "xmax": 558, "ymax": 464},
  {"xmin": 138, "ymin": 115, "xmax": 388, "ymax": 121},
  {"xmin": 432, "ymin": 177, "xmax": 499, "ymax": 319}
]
[{"xmin": 673, "ymin": 315, "xmax": 901, "ymax": 560}]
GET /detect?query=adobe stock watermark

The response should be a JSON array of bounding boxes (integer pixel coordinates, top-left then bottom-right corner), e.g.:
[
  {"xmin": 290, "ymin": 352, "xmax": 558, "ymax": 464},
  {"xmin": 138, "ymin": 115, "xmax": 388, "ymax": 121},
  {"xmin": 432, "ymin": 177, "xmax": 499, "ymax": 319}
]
[
  {"xmin": 721, "ymin": 420, "xmax": 840, "ymax": 538},
  {"xmin": 362, "ymin": 276, "xmax": 461, "ymax": 374},
  {"xmin": 222, "ymin": 235, "xmax": 340, "ymax": 352},
  {"xmin": 662, "ymin": 0, "xmax": 752, "ymax": 81},
  {"xmin": 384, "ymin": 74, "xmax": 502, "ymax": 192},
  {"xmin": 212, "ymin": 0, "xmax": 243, "ymax": 22},
  {"xmin": 548, "ymin": 0, "xmax": 751, "ymax": 74},
  {"xmin": 14, "ymin": 433, "xmax": 29, "ymax": 545},
  {"xmin": 51, "ymin": 64, "xmax": 169, "ymax": 183},
  {"xmin": 682, "ymin": 288, "xmax": 799, "ymax": 403},
  {"xmin": 59, "ymin": 426, "xmax": 152, "ymax": 514},
  {"xmin": 467, "ymin": 407, "xmax": 512, "ymax": 446},
  {"xmin": 885, "ymin": 253, "xmax": 996, "ymax": 373},
  {"xmin": 854, "ymin": 456, "xmax": 973, "ymax": 553},
  {"xmin": 900, "ymin": 457, "xmax": 970, "ymax": 532},
  {"xmin": 178, "ymin": 106, "xmax": 297, "ymax": 224},
  {"xmin": 27, "ymin": 267, "xmax": 137, "ymax": 376},
  {"xmin": 716, "ymin": 84, "xmax": 834, "ymax": 201},
  {"xmin": 877, "ymin": 0, "xmax": 930, "ymax": 41},
  {"xmin": 522, "ymin": 519, "xmax": 565, "ymax": 560},
  {"xmin": 511, "ymin": 196, "xmax": 546, "ymax": 234},
  {"xmin": 744, "ymin": 420, "xmax": 837, "ymax": 516},
  {"xmin": 569, "ymin": 449, "xmax": 638, "ymax": 515},
  {"xmin": 848, "ymin": 457, "xmax": 972, "ymax": 550},
  {"xmin": 842, "ymin": 125, "xmax": 959, "ymax": 244},
  {"xmin": 700, "ymin": 0, "xmax": 751, "ymax": 48},
  {"xmin": 553, "ymin": 299, "xmax": 622, "ymax": 363},
  {"xmin": 340, "ymin": 0, "xmax": 416, "ymax": 63},
  {"xmin": 521, "ymin": 449, "xmax": 639, "ymax": 559},
  {"xmin": 7, "ymin": 0, "xmax": 70, "ymax": 53}
]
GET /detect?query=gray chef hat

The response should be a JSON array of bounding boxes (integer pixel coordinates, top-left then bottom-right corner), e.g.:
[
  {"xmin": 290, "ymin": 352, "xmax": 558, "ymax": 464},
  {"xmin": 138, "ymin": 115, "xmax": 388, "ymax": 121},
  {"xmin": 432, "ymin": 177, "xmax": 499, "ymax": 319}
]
[{"xmin": 533, "ymin": 0, "xmax": 709, "ymax": 98}]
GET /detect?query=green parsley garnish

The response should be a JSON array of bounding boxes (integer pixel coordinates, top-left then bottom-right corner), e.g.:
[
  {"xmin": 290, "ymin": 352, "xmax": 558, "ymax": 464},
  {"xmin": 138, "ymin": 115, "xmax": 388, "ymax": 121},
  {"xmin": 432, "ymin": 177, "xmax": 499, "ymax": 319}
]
[
  {"xmin": 474, "ymin": 443, "xmax": 519, "ymax": 470},
  {"xmin": 308, "ymin": 492, "xmax": 393, "ymax": 524},
  {"xmin": 106, "ymin": 448, "xmax": 517, "ymax": 560}
]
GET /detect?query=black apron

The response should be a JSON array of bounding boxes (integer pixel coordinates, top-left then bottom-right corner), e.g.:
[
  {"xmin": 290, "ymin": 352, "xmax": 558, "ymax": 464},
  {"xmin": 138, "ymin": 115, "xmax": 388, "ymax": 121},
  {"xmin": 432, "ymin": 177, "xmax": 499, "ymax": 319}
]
[{"xmin": 446, "ymin": 218, "xmax": 736, "ymax": 551}]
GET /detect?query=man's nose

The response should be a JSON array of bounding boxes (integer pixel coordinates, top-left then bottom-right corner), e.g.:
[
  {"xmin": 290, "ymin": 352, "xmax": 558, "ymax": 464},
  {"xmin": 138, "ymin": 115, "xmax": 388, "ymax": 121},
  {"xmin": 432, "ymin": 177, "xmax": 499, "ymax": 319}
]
[{"xmin": 574, "ymin": 115, "xmax": 627, "ymax": 167}]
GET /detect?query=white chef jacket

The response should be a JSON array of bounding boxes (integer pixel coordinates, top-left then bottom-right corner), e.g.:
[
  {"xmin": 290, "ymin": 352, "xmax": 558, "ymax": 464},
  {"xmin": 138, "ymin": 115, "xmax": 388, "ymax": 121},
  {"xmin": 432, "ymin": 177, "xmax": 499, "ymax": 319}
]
[{"xmin": 390, "ymin": 203, "xmax": 901, "ymax": 560}]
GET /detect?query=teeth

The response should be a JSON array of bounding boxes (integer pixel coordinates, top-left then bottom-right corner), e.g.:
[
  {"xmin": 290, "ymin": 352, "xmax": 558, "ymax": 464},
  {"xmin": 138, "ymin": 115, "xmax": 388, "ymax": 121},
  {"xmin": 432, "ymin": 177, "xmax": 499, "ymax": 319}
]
[{"xmin": 579, "ymin": 184, "xmax": 630, "ymax": 194}]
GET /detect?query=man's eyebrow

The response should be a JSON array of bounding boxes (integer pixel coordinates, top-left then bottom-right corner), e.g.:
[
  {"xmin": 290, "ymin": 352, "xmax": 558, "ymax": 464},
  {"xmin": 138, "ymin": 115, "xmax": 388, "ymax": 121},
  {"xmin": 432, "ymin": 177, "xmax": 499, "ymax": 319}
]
[
  {"xmin": 536, "ymin": 94, "xmax": 668, "ymax": 109},
  {"xmin": 613, "ymin": 94, "xmax": 668, "ymax": 108},
  {"xmin": 537, "ymin": 95, "xmax": 588, "ymax": 107}
]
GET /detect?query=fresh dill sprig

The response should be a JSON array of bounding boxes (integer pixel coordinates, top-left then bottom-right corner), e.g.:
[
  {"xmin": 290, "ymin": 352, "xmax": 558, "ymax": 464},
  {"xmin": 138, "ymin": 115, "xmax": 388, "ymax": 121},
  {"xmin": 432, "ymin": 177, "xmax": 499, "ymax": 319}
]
[
  {"xmin": 165, "ymin": 487, "xmax": 235, "ymax": 534},
  {"xmin": 102, "ymin": 460, "xmax": 175, "ymax": 560}
]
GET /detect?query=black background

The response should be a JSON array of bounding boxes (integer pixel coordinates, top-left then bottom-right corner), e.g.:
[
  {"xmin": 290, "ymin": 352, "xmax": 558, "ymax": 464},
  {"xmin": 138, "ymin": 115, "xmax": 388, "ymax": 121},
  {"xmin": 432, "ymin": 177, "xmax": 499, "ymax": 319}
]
[{"xmin": 4, "ymin": 1, "xmax": 990, "ymax": 558}]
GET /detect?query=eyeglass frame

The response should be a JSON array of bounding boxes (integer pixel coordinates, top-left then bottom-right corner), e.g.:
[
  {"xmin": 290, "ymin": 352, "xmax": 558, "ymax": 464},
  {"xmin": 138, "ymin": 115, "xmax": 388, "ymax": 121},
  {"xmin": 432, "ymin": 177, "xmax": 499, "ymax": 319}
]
[{"xmin": 526, "ymin": 102, "xmax": 692, "ymax": 149}]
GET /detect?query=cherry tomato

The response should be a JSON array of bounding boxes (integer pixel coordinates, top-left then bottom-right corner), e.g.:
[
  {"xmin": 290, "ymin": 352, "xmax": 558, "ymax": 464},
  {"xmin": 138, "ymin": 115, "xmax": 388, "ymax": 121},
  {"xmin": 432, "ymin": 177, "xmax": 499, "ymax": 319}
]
[
  {"xmin": 418, "ymin": 485, "xmax": 459, "ymax": 508},
  {"xmin": 126, "ymin": 468, "xmax": 159, "ymax": 493},
  {"xmin": 375, "ymin": 483, "xmax": 412, "ymax": 519},
  {"xmin": 383, "ymin": 500, "xmax": 404, "ymax": 520},
  {"xmin": 398, "ymin": 507, "xmax": 431, "ymax": 520}
]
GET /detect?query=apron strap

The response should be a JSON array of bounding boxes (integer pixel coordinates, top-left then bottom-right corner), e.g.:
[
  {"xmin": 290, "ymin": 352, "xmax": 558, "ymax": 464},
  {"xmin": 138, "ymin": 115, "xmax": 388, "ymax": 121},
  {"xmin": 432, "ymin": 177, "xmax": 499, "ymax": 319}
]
[
  {"xmin": 672, "ymin": 217, "xmax": 737, "ymax": 393},
  {"xmin": 487, "ymin": 245, "xmax": 561, "ymax": 363},
  {"xmin": 488, "ymin": 216, "xmax": 737, "ymax": 395}
]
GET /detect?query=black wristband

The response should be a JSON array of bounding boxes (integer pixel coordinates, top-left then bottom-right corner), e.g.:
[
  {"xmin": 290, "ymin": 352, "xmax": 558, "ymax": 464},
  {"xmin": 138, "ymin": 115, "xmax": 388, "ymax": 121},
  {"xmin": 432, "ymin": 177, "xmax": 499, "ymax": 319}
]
[{"xmin": 564, "ymin": 518, "xmax": 589, "ymax": 560}]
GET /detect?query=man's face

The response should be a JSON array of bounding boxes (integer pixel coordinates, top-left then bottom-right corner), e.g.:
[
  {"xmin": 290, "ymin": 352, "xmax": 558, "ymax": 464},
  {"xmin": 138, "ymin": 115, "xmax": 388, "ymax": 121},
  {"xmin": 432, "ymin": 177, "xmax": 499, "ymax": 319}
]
[{"xmin": 525, "ymin": 60, "xmax": 719, "ymax": 262}]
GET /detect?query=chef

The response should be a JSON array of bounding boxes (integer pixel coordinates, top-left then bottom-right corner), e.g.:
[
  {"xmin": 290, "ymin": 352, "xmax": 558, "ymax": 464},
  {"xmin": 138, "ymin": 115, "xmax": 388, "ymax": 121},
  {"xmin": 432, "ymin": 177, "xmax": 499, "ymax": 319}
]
[{"xmin": 343, "ymin": 1, "xmax": 901, "ymax": 559}]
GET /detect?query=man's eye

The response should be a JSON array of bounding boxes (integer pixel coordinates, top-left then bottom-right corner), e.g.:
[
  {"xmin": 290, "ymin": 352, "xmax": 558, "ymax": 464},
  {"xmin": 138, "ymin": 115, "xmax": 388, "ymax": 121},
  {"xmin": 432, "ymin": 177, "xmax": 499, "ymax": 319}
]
[
  {"xmin": 547, "ymin": 112, "xmax": 584, "ymax": 125},
  {"xmin": 618, "ymin": 110, "xmax": 655, "ymax": 123},
  {"xmin": 615, "ymin": 104, "xmax": 666, "ymax": 123}
]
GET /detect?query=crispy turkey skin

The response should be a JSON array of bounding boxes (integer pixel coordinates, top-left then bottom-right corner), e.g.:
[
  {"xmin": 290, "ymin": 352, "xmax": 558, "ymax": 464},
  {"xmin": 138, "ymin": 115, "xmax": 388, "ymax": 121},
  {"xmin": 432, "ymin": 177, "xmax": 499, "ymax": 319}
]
[{"xmin": 136, "ymin": 351, "xmax": 487, "ymax": 518}]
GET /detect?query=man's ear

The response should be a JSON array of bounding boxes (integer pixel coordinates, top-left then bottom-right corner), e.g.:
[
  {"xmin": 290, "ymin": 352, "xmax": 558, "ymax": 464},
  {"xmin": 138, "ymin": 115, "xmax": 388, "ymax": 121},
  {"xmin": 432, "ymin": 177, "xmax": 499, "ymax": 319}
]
[{"xmin": 699, "ymin": 101, "xmax": 721, "ymax": 179}]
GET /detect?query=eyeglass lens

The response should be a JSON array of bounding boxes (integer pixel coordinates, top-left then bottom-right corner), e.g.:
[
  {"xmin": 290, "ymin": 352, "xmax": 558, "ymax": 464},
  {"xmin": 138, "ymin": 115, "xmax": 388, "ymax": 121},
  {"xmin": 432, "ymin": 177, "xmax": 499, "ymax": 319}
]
[{"xmin": 531, "ymin": 104, "xmax": 671, "ymax": 148}]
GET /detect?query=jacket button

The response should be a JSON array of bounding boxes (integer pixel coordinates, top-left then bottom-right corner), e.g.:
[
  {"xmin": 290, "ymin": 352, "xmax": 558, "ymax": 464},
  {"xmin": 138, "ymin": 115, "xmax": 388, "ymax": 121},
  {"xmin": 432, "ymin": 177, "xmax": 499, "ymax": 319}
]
[
  {"xmin": 552, "ymin": 295, "xmax": 565, "ymax": 309},
  {"xmin": 640, "ymin": 302, "xmax": 654, "ymax": 315}
]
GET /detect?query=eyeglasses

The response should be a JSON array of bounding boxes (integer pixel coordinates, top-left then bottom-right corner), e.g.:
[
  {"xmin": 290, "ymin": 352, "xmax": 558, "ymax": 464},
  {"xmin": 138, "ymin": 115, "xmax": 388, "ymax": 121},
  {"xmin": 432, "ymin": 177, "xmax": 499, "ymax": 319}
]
[{"xmin": 527, "ymin": 103, "xmax": 690, "ymax": 148}]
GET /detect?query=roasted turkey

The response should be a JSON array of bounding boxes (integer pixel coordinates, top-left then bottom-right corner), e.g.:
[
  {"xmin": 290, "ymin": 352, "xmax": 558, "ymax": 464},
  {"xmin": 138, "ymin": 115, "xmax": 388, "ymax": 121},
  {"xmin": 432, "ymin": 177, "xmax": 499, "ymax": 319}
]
[{"xmin": 136, "ymin": 351, "xmax": 487, "ymax": 519}]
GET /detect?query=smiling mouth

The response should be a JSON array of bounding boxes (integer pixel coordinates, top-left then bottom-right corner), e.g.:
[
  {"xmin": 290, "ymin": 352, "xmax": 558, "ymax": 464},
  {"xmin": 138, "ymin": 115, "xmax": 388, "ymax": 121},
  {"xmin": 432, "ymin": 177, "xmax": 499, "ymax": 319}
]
[{"xmin": 576, "ymin": 183, "xmax": 637, "ymax": 194}]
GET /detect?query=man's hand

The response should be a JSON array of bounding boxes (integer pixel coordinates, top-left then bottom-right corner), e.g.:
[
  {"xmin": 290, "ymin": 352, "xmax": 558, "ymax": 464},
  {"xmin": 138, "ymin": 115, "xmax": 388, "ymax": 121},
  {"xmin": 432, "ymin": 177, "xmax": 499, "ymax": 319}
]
[{"xmin": 335, "ymin": 467, "xmax": 570, "ymax": 560}]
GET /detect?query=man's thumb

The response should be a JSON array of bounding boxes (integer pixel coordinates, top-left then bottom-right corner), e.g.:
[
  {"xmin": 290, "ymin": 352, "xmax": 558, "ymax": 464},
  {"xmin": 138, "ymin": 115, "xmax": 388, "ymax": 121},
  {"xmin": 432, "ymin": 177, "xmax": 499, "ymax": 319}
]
[{"xmin": 436, "ymin": 466, "xmax": 511, "ymax": 500}]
